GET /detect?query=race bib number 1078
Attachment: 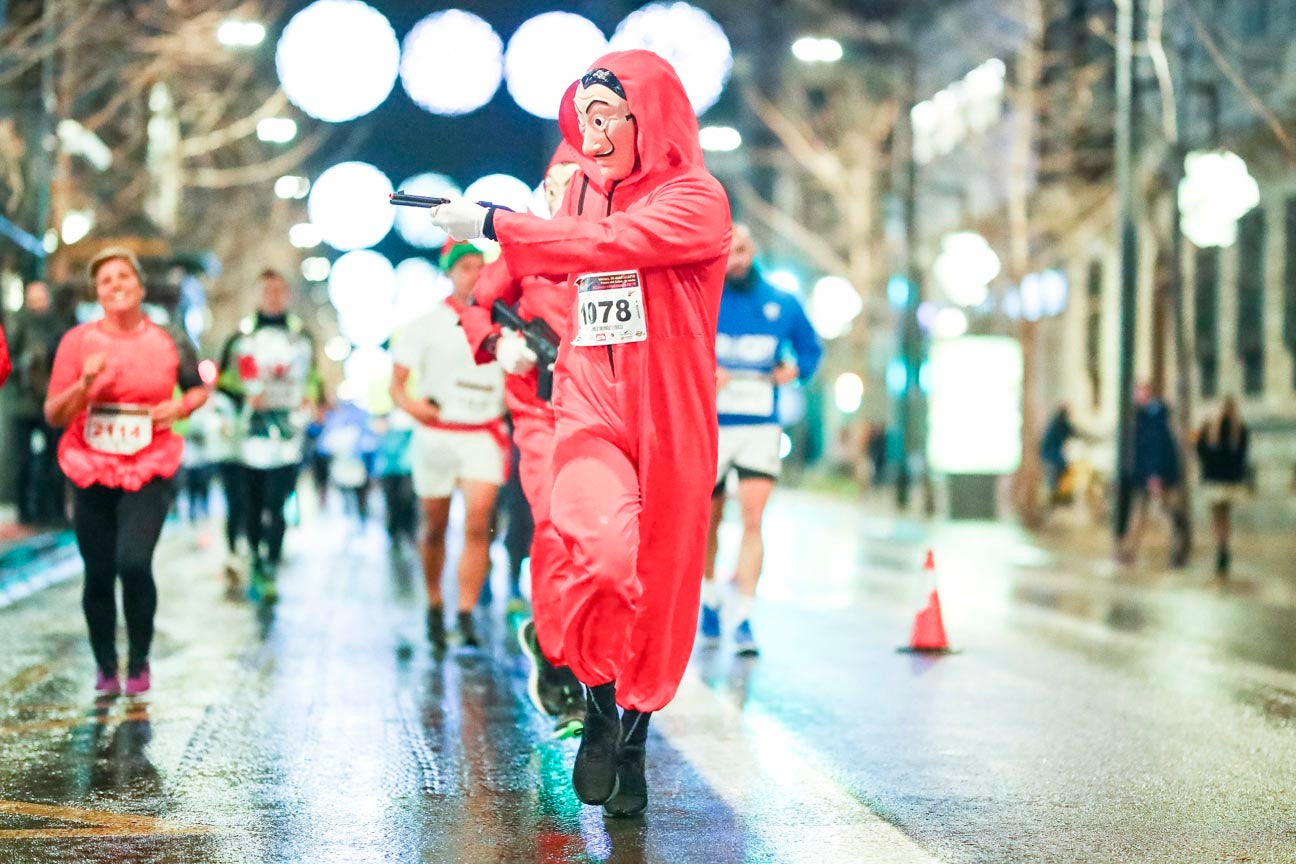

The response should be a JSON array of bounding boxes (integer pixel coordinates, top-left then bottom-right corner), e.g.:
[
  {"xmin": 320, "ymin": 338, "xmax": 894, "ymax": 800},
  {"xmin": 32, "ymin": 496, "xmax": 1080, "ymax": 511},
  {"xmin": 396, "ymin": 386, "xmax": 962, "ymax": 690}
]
[{"xmin": 572, "ymin": 270, "xmax": 647, "ymax": 347}]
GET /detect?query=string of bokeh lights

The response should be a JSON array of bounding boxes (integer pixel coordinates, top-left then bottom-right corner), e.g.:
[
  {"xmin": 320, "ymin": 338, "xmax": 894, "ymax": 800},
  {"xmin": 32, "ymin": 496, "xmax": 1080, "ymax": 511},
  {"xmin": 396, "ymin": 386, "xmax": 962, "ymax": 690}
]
[{"xmin": 274, "ymin": 0, "xmax": 733, "ymax": 402}]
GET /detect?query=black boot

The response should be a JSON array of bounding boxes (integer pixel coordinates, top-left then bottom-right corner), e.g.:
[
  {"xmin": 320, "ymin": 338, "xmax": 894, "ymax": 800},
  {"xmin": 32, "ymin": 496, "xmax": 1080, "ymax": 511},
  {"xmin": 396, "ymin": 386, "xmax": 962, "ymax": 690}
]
[
  {"xmin": 573, "ymin": 681, "xmax": 621, "ymax": 804},
  {"xmin": 604, "ymin": 709, "xmax": 650, "ymax": 818},
  {"xmin": 457, "ymin": 610, "xmax": 480, "ymax": 649},
  {"xmin": 427, "ymin": 606, "xmax": 447, "ymax": 657},
  {"xmin": 1216, "ymin": 546, "xmax": 1230, "ymax": 576}
]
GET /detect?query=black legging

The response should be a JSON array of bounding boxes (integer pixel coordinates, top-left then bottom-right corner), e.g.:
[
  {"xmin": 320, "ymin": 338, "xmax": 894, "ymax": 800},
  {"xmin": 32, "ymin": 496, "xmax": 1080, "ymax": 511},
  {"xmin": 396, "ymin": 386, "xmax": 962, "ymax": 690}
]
[
  {"xmin": 498, "ymin": 447, "xmax": 533, "ymax": 593},
  {"xmin": 381, "ymin": 474, "xmax": 416, "ymax": 541},
  {"xmin": 73, "ymin": 478, "xmax": 174, "ymax": 674},
  {"xmin": 244, "ymin": 464, "xmax": 297, "ymax": 566},
  {"xmin": 218, "ymin": 461, "xmax": 246, "ymax": 554}
]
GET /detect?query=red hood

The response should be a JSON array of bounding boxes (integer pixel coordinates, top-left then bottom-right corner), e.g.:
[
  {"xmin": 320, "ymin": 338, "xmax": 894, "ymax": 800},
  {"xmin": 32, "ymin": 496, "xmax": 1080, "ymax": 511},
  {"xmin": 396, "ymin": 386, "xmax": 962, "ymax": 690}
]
[
  {"xmin": 558, "ymin": 50, "xmax": 703, "ymax": 197},
  {"xmin": 548, "ymin": 139, "xmax": 582, "ymax": 170}
]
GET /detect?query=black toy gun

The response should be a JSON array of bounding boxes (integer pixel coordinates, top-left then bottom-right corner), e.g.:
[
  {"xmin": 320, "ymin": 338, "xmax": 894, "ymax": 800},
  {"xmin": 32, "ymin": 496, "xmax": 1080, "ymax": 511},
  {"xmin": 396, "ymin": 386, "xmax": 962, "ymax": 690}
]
[
  {"xmin": 491, "ymin": 300, "xmax": 560, "ymax": 401},
  {"xmin": 389, "ymin": 191, "xmax": 450, "ymax": 208}
]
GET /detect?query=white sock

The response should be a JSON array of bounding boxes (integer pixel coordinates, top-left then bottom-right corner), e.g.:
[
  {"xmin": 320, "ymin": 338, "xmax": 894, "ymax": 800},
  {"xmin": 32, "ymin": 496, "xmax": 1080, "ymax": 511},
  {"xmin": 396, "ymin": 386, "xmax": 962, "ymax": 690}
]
[
  {"xmin": 700, "ymin": 578, "xmax": 723, "ymax": 609},
  {"xmin": 731, "ymin": 592, "xmax": 754, "ymax": 624}
]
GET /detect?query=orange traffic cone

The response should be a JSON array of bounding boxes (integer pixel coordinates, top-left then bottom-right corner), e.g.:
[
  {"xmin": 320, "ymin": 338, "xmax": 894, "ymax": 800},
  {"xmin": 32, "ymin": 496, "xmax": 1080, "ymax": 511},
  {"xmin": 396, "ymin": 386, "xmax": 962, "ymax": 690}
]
[{"xmin": 899, "ymin": 550, "xmax": 956, "ymax": 654}]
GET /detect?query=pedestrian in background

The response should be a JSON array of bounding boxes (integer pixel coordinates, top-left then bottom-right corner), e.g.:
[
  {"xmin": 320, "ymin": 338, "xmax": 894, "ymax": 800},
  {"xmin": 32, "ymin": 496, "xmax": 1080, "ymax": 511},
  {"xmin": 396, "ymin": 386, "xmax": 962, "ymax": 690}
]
[
  {"xmin": 44, "ymin": 247, "xmax": 207, "ymax": 696},
  {"xmin": 372, "ymin": 412, "xmax": 417, "ymax": 547},
  {"xmin": 1117, "ymin": 383, "xmax": 1189, "ymax": 567},
  {"xmin": 1195, "ymin": 395, "xmax": 1249, "ymax": 577},
  {"xmin": 9, "ymin": 281, "xmax": 71, "ymax": 524},
  {"xmin": 1040, "ymin": 402, "xmax": 1079, "ymax": 504}
]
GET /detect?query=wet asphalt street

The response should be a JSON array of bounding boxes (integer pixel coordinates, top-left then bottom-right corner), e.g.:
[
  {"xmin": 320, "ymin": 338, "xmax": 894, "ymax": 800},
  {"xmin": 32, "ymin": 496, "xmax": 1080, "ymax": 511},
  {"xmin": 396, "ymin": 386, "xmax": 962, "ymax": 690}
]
[{"xmin": 1, "ymin": 488, "xmax": 1295, "ymax": 863}]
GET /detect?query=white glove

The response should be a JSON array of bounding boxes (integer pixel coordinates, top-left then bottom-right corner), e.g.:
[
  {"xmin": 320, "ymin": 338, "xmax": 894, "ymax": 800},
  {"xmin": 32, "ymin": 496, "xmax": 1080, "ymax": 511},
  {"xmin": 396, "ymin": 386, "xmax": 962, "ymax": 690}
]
[
  {"xmin": 430, "ymin": 199, "xmax": 488, "ymax": 241},
  {"xmin": 495, "ymin": 328, "xmax": 537, "ymax": 375}
]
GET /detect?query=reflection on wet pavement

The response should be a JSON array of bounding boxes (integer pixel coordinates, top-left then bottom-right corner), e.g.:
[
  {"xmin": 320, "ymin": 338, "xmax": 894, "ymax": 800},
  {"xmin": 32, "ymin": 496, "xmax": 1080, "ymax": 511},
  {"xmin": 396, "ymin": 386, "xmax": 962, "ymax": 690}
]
[{"xmin": 0, "ymin": 489, "xmax": 1294, "ymax": 862}]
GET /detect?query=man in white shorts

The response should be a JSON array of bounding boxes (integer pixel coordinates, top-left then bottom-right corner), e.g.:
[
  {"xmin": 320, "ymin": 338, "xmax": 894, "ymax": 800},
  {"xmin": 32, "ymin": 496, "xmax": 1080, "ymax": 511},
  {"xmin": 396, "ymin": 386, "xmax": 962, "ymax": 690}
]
[
  {"xmin": 703, "ymin": 224, "xmax": 822, "ymax": 655},
  {"xmin": 390, "ymin": 241, "xmax": 505, "ymax": 655}
]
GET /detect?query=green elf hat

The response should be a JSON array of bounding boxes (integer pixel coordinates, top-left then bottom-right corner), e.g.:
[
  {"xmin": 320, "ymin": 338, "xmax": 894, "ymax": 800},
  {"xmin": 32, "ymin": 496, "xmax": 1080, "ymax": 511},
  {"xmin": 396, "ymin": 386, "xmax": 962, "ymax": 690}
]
[{"xmin": 439, "ymin": 239, "xmax": 484, "ymax": 273}]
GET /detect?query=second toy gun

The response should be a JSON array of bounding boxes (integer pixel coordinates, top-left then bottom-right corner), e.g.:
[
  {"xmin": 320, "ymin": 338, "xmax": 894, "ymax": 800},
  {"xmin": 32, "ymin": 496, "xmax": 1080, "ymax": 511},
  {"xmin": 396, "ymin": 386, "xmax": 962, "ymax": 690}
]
[{"xmin": 490, "ymin": 301, "xmax": 560, "ymax": 401}]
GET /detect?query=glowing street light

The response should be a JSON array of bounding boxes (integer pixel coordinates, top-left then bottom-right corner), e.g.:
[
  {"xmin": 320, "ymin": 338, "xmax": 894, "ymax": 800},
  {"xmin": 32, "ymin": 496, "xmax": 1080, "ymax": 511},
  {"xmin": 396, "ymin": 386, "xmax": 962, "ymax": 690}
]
[
  {"xmin": 276, "ymin": 0, "xmax": 400, "ymax": 123},
  {"xmin": 504, "ymin": 12, "xmax": 607, "ymax": 119},
  {"xmin": 217, "ymin": 20, "xmax": 266, "ymax": 48},
  {"xmin": 256, "ymin": 117, "xmax": 297, "ymax": 143},
  {"xmin": 834, "ymin": 372, "xmax": 864, "ymax": 414},
  {"xmin": 699, "ymin": 126, "xmax": 742, "ymax": 152},
  {"xmin": 275, "ymin": 175, "xmax": 311, "ymax": 200},
  {"xmin": 808, "ymin": 275, "xmax": 863, "ymax": 340},
  {"xmin": 289, "ymin": 222, "xmax": 322, "ymax": 249},
  {"xmin": 1179, "ymin": 149, "xmax": 1259, "ymax": 248},
  {"xmin": 301, "ymin": 256, "xmax": 331, "ymax": 282},
  {"xmin": 791, "ymin": 36, "xmax": 843, "ymax": 64},
  {"xmin": 307, "ymin": 161, "xmax": 395, "ymax": 251},
  {"xmin": 60, "ymin": 210, "xmax": 94, "ymax": 244},
  {"xmin": 610, "ymin": 2, "xmax": 732, "ymax": 114},
  {"xmin": 401, "ymin": 10, "xmax": 504, "ymax": 116},
  {"xmin": 933, "ymin": 231, "xmax": 1000, "ymax": 307}
]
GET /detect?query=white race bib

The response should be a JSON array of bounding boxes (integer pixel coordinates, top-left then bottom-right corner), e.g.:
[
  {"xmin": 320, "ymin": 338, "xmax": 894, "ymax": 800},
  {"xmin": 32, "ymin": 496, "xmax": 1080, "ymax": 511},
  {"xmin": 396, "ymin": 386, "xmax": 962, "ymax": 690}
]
[
  {"xmin": 572, "ymin": 270, "xmax": 647, "ymax": 347},
  {"xmin": 717, "ymin": 374, "xmax": 775, "ymax": 417},
  {"xmin": 440, "ymin": 380, "xmax": 499, "ymax": 424},
  {"xmin": 86, "ymin": 404, "xmax": 153, "ymax": 455},
  {"xmin": 260, "ymin": 379, "xmax": 305, "ymax": 411}
]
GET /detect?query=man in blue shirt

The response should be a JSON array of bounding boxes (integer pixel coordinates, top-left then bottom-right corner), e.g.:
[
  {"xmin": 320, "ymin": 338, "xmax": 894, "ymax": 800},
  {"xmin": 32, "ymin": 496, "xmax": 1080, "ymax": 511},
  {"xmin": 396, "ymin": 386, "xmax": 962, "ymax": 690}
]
[{"xmin": 703, "ymin": 224, "xmax": 823, "ymax": 655}]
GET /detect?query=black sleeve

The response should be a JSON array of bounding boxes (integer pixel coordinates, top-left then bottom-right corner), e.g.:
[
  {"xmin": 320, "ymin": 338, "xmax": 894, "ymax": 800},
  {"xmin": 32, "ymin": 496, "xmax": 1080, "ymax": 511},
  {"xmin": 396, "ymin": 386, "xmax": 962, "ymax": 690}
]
[{"xmin": 168, "ymin": 324, "xmax": 204, "ymax": 391}]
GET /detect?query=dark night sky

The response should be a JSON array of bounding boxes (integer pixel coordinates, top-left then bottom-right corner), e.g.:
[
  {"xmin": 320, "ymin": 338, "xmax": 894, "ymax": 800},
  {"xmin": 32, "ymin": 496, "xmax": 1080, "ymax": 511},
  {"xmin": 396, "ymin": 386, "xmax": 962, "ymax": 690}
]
[{"xmin": 278, "ymin": 0, "xmax": 704, "ymax": 265}]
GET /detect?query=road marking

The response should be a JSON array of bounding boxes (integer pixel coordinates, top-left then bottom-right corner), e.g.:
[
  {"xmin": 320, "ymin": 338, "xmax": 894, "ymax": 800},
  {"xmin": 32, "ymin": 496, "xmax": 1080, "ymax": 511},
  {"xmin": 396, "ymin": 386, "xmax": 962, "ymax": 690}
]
[
  {"xmin": 659, "ymin": 673, "xmax": 942, "ymax": 864},
  {"xmin": 0, "ymin": 703, "xmax": 160, "ymax": 736},
  {"xmin": 0, "ymin": 664, "xmax": 52, "ymax": 697},
  {"xmin": 0, "ymin": 799, "xmax": 214, "ymax": 840}
]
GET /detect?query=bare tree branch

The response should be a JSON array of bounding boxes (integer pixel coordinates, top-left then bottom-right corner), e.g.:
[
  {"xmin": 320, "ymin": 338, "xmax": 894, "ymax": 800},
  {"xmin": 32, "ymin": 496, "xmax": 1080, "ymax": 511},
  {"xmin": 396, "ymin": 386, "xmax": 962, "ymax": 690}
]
[
  {"xmin": 744, "ymin": 88, "xmax": 845, "ymax": 197},
  {"xmin": 1183, "ymin": 0, "xmax": 1296, "ymax": 163},
  {"xmin": 1146, "ymin": 0, "xmax": 1178, "ymax": 143},
  {"xmin": 730, "ymin": 179, "xmax": 851, "ymax": 278},
  {"xmin": 184, "ymin": 130, "xmax": 330, "ymax": 189},
  {"xmin": 180, "ymin": 90, "xmax": 289, "ymax": 158}
]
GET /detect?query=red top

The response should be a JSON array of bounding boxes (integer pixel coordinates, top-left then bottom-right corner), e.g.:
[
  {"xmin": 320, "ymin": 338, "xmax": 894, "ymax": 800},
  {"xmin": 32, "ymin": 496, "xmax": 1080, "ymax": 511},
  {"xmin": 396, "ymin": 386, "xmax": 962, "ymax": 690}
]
[
  {"xmin": 0, "ymin": 321, "xmax": 10, "ymax": 388},
  {"xmin": 49, "ymin": 320, "xmax": 186, "ymax": 490}
]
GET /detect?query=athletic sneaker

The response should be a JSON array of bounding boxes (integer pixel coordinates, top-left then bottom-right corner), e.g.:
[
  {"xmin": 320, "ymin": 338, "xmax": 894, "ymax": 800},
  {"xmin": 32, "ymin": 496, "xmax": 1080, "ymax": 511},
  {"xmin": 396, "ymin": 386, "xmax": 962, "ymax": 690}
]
[
  {"xmin": 95, "ymin": 668, "xmax": 121, "ymax": 697},
  {"xmin": 518, "ymin": 619, "xmax": 563, "ymax": 715},
  {"xmin": 699, "ymin": 605, "xmax": 721, "ymax": 645},
  {"xmin": 427, "ymin": 607, "xmax": 447, "ymax": 656},
  {"xmin": 248, "ymin": 560, "xmax": 278, "ymax": 604},
  {"xmin": 733, "ymin": 620, "xmax": 760, "ymax": 657},
  {"xmin": 124, "ymin": 663, "xmax": 151, "ymax": 697},
  {"xmin": 551, "ymin": 667, "xmax": 586, "ymax": 739},
  {"xmin": 223, "ymin": 553, "xmax": 242, "ymax": 589}
]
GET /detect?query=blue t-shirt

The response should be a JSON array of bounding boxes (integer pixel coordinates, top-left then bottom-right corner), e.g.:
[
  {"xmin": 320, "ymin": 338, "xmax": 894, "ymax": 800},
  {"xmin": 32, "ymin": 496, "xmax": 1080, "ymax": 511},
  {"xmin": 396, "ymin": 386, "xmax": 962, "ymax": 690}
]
[{"xmin": 715, "ymin": 268, "xmax": 823, "ymax": 427}]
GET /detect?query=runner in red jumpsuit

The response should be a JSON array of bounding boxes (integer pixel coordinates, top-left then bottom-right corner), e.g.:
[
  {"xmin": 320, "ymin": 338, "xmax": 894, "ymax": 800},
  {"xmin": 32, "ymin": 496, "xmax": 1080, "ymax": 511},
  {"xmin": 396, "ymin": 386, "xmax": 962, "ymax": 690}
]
[
  {"xmin": 432, "ymin": 50, "xmax": 732, "ymax": 817},
  {"xmin": 459, "ymin": 143, "xmax": 587, "ymax": 738}
]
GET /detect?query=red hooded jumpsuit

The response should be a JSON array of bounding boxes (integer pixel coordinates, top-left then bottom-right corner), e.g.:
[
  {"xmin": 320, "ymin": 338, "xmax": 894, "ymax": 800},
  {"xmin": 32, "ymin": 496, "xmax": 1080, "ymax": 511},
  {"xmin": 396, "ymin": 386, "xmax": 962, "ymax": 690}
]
[
  {"xmin": 460, "ymin": 145, "xmax": 582, "ymax": 670},
  {"xmin": 489, "ymin": 50, "xmax": 732, "ymax": 712}
]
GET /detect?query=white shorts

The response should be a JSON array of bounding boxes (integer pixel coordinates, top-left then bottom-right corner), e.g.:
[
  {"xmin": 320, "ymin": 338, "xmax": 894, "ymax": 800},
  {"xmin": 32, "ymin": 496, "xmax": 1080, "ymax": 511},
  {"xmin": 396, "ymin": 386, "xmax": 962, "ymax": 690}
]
[
  {"xmin": 1202, "ymin": 481, "xmax": 1247, "ymax": 506},
  {"xmin": 716, "ymin": 423, "xmax": 783, "ymax": 485},
  {"xmin": 412, "ymin": 426, "xmax": 505, "ymax": 499}
]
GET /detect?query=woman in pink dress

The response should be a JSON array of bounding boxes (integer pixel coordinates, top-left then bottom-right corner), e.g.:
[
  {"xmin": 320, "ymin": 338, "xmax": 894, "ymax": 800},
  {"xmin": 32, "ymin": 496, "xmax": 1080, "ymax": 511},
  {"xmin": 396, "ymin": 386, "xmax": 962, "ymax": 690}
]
[{"xmin": 45, "ymin": 247, "xmax": 207, "ymax": 696}]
